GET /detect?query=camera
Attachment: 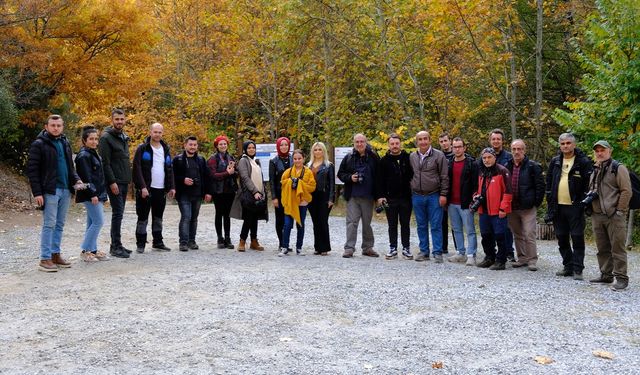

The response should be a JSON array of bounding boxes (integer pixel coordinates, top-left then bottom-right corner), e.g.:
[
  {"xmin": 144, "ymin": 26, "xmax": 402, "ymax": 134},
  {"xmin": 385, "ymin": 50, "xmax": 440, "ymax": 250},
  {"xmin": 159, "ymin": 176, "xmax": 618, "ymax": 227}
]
[
  {"xmin": 375, "ymin": 201, "xmax": 389, "ymax": 214},
  {"xmin": 291, "ymin": 177, "xmax": 299, "ymax": 190},
  {"xmin": 192, "ymin": 177, "xmax": 200, "ymax": 186},
  {"xmin": 581, "ymin": 191, "xmax": 598, "ymax": 206},
  {"xmin": 469, "ymin": 195, "xmax": 484, "ymax": 213},
  {"xmin": 355, "ymin": 172, "xmax": 364, "ymax": 184}
]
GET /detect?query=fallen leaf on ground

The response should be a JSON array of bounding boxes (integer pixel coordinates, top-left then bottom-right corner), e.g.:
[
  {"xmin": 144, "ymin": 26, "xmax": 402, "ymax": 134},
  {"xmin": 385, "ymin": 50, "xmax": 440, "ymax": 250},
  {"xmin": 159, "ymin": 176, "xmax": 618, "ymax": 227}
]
[
  {"xmin": 279, "ymin": 337, "xmax": 292, "ymax": 342},
  {"xmin": 431, "ymin": 361, "xmax": 443, "ymax": 369},
  {"xmin": 534, "ymin": 356, "xmax": 554, "ymax": 364},
  {"xmin": 593, "ymin": 350, "xmax": 614, "ymax": 360}
]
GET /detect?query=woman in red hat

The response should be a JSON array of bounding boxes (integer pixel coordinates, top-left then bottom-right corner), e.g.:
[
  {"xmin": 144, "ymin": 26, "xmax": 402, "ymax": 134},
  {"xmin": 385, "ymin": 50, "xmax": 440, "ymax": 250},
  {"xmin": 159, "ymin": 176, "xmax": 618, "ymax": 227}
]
[{"xmin": 207, "ymin": 135, "xmax": 238, "ymax": 249}]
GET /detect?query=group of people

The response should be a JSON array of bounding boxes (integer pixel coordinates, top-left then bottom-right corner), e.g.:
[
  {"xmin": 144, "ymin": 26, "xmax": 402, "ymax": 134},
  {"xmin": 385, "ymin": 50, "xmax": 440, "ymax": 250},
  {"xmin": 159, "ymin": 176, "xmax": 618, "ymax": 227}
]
[{"xmin": 27, "ymin": 110, "xmax": 633, "ymax": 291}]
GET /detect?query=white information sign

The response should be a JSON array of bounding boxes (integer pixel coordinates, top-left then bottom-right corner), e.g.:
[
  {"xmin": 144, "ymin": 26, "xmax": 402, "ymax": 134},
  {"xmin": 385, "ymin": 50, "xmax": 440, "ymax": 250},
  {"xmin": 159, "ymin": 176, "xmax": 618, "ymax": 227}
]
[
  {"xmin": 334, "ymin": 147, "xmax": 353, "ymax": 185},
  {"xmin": 255, "ymin": 143, "xmax": 294, "ymax": 182}
]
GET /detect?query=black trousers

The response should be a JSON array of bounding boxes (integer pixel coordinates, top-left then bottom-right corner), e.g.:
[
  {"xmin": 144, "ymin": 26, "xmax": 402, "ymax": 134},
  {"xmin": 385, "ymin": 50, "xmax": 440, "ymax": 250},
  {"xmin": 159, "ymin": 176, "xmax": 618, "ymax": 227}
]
[
  {"xmin": 240, "ymin": 212, "xmax": 259, "ymax": 241},
  {"xmin": 308, "ymin": 190, "xmax": 332, "ymax": 252},
  {"xmin": 213, "ymin": 193, "xmax": 234, "ymax": 240},
  {"xmin": 385, "ymin": 197, "xmax": 412, "ymax": 249},
  {"xmin": 274, "ymin": 202, "xmax": 285, "ymax": 247},
  {"xmin": 135, "ymin": 187, "xmax": 166, "ymax": 247},
  {"xmin": 107, "ymin": 183, "xmax": 128, "ymax": 248},
  {"xmin": 554, "ymin": 204, "xmax": 586, "ymax": 273}
]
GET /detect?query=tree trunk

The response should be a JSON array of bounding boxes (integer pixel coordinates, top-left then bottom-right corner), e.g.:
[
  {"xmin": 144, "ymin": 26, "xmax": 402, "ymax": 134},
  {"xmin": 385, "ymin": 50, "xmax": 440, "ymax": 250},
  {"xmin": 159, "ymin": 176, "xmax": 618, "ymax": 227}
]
[{"xmin": 535, "ymin": 0, "xmax": 544, "ymax": 159}]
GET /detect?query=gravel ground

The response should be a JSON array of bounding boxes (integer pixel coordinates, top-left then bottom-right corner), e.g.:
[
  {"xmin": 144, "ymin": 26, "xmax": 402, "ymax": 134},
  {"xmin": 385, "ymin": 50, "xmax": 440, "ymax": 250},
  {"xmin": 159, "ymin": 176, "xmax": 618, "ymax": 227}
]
[{"xmin": 0, "ymin": 203, "xmax": 639, "ymax": 374}]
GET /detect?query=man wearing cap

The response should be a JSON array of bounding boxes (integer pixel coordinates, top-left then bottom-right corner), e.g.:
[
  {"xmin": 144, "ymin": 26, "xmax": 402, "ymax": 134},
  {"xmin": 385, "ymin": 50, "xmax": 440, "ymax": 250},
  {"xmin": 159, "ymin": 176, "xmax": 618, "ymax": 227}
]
[
  {"xmin": 545, "ymin": 133, "xmax": 593, "ymax": 280},
  {"xmin": 587, "ymin": 140, "xmax": 632, "ymax": 290}
]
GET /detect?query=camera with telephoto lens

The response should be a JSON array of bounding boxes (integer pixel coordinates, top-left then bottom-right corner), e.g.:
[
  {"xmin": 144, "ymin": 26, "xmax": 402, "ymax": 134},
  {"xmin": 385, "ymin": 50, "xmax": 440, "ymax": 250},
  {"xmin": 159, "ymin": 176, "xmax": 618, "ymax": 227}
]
[
  {"xmin": 291, "ymin": 177, "xmax": 299, "ymax": 190},
  {"xmin": 581, "ymin": 191, "xmax": 598, "ymax": 206},
  {"xmin": 469, "ymin": 195, "xmax": 484, "ymax": 213},
  {"xmin": 375, "ymin": 200, "xmax": 389, "ymax": 214}
]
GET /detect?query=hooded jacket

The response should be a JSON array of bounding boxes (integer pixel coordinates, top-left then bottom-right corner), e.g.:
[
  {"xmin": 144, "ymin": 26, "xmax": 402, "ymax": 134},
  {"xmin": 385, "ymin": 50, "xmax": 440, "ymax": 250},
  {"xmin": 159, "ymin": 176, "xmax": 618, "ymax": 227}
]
[
  {"xmin": 27, "ymin": 130, "xmax": 80, "ymax": 197},
  {"xmin": 476, "ymin": 163, "xmax": 512, "ymax": 216},
  {"xmin": 98, "ymin": 126, "xmax": 131, "ymax": 185},
  {"xmin": 132, "ymin": 136, "xmax": 175, "ymax": 192}
]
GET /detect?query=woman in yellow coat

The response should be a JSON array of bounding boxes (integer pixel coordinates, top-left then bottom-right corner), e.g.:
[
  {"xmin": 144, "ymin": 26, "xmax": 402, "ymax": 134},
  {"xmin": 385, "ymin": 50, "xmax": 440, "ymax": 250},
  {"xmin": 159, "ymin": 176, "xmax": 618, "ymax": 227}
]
[{"xmin": 279, "ymin": 149, "xmax": 316, "ymax": 256}]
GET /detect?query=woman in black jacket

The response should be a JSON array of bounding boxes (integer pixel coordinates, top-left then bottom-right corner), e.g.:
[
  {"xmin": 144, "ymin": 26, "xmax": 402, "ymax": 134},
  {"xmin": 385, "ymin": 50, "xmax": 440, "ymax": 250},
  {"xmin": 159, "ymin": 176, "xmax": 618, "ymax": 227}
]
[
  {"xmin": 307, "ymin": 142, "xmax": 335, "ymax": 255},
  {"xmin": 208, "ymin": 135, "xmax": 237, "ymax": 249},
  {"xmin": 75, "ymin": 126, "xmax": 109, "ymax": 262}
]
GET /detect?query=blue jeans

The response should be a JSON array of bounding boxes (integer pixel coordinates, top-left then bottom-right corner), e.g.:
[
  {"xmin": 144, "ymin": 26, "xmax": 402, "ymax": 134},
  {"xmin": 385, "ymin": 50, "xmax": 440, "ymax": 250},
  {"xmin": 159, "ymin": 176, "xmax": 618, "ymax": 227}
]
[
  {"xmin": 81, "ymin": 201, "xmax": 104, "ymax": 252},
  {"xmin": 412, "ymin": 192, "xmax": 443, "ymax": 256},
  {"xmin": 40, "ymin": 188, "xmax": 71, "ymax": 260},
  {"xmin": 282, "ymin": 206, "xmax": 308, "ymax": 250},
  {"xmin": 178, "ymin": 198, "xmax": 202, "ymax": 245},
  {"xmin": 479, "ymin": 214, "xmax": 508, "ymax": 263},
  {"xmin": 448, "ymin": 204, "xmax": 477, "ymax": 256}
]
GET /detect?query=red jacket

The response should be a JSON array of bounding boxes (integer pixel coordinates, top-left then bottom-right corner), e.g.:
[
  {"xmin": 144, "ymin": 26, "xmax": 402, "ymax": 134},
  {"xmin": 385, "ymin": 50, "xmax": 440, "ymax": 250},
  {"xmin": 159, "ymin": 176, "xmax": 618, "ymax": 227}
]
[{"xmin": 476, "ymin": 164, "xmax": 512, "ymax": 215}]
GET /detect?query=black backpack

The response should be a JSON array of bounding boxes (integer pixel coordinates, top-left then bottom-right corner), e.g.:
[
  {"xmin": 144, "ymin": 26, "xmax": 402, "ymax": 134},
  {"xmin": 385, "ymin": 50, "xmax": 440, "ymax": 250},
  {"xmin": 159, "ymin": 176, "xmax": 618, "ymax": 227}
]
[{"xmin": 611, "ymin": 160, "xmax": 640, "ymax": 210}]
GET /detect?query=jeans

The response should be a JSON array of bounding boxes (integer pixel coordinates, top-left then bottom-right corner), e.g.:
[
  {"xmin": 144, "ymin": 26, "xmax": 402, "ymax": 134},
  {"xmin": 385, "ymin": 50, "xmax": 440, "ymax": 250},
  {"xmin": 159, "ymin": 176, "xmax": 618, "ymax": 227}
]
[
  {"xmin": 282, "ymin": 206, "xmax": 308, "ymax": 250},
  {"xmin": 448, "ymin": 204, "xmax": 477, "ymax": 256},
  {"xmin": 344, "ymin": 197, "xmax": 374, "ymax": 251},
  {"xmin": 81, "ymin": 201, "xmax": 104, "ymax": 252},
  {"xmin": 479, "ymin": 214, "xmax": 508, "ymax": 263},
  {"xmin": 412, "ymin": 192, "xmax": 443, "ymax": 256},
  {"xmin": 107, "ymin": 183, "xmax": 128, "ymax": 248},
  {"xmin": 385, "ymin": 197, "xmax": 412, "ymax": 249},
  {"xmin": 40, "ymin": 188, "xmax": 71, "ymax": 260},
  {"xmin": 178, "ymin": 198, "xmax": 202, "ymax": 245},
  {"xmin": 135, "ymin": 188, "xmax": 167, "ymax": 247}
]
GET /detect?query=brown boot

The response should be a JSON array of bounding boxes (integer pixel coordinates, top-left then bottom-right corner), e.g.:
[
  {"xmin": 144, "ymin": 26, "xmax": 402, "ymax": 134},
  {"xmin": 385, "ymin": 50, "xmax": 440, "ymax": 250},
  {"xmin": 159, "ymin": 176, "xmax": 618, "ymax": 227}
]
[
  {"xmin": 38, "ymin": 260, "xmax": 58, "ymax": 272},
  {"xmin": 250, "ymin": 239, "xmax": 264, "ymax": 251},
  {"xmin": 51, "ymin": 253, "xmax": 71, "ymax": 268},
  {"xmin": 237, "ymin": 239, "xmax": 246, "ymax": 252}
]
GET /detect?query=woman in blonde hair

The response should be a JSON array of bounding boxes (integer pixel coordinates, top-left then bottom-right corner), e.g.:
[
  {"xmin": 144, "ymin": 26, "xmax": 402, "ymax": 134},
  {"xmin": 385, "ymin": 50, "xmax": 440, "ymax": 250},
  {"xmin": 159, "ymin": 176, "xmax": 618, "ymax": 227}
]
[{"xmin": 307, "ymin": 142, "xmax": 335, "ymax": 255}]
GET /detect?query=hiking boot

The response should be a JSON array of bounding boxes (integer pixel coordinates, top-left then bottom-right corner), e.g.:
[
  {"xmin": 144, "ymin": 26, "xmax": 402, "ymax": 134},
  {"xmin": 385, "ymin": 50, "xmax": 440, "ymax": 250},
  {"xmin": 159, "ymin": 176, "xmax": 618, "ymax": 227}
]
[
  {"xmin": 555, "ymin": 269, "xmax": 573, "ymax": 277},
  {"xmin": 136, "ymin": 246, "xmax": 145, "ymax": 254},
  {"xmin": 152, "ymin": 243, "xmax": 171, "ymax": 252},
  {"xmin": 217, "ymin": 238, "xmax": 226, "ymax": 249},
  {"xmin": 414, "ymin": 253, "xmax": 430, "ymax": 262},
  {"xmin": 238, "ymin": 239, "xmax": 246, "ymax": 252},
  {"xmin": 385, "ymin": 248, "xmax": 398, "ymax": 260},
  {"xmin": 179, "ymin": 244, "xmax": 189, "ymax": 252},
  {"xmin": 611, "ymin": 279, "xmax": 628, "ymax": 291},
  {"xmin": 80, "ymin": 252, "xmax": 99, "ymax": 263},
  {"xmin": 527, "ymin": 264, "xmax": 538, "ymax": 271},
  {"xmin": 507, "ymin": 254, "xmax": 516, "ymax": 262},
  {"xmin": 465, "ymin": 256, "xmax": 476, "ymax": 266},
  {"xmin": 38, "ymin": 260, "xmax": 58, "ymax": 272},
  {"xmin": 573, "ymin": 272, "xmax": 584, "ymax": 281},
  {"xmin": 51, "ymin": 253, "xmax": 71, "ymax": 268},
  {"xmin": 250, "ymin": 239, "xmax": 264, "ymax": 251},
  {"xmin": 296, "ymin": 248, "xmax": 305, "ymax": 256},
  {"xmin": 224, "ymin": 237, "xmax": 234, "ymax": 249},
  {"xmin": 362, "ymin": 248, "xmax": 379, "ymax": 257},
  {"xmin": 342, "ymin": 249, "xmax": 354, "ymax": 258},
  {"xmin": 188, "ymin": 242, "xmax": 199, "ymax": 250},
  {"xmin": 477, "ymin": 258, "xmax": 494, "ymax": 268},
  {"xmin": 589, "ymin": 275, "xmax": 614, "ymax": 284},
  {"xmin": 433, "ymin": 254, "xmax": 444, "ymax": 263},
  {"xmin": 278, "ymin": 247, "xmax": 289, "ymax": 257},
  {"xmin": 447, "ymin": 254, "xmax": 466, "ymax": 263},
  {"xmin": 489, "ymin": 262, "xmax": 506, "ymax": 270},
  {"xmin": 110, "ymin": 247, "xmax": 130, "ymax": 258},
  {"xmin": 512, "ymin": 261, "xmax": 528, "ymax": 268},
  {"xmin": 401, "ymin": 247, "xmax": 413, "ymax": 260}
]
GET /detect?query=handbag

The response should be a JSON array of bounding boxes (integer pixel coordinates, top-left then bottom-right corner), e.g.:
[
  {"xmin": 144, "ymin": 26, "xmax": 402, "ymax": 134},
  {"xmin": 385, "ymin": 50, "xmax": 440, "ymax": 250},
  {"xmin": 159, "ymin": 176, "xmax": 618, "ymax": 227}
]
[{"xmin": 240, "ymin": 189, "xmax": 267, "ymax": 212}]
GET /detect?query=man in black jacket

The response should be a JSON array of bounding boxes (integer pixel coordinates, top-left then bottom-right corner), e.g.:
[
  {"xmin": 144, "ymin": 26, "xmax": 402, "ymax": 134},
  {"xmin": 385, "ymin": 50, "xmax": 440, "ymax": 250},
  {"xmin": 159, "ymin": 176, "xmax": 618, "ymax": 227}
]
[
  {"xmin": 546, "ymin": 133, "xmax": 593, "ymax": 280},
  {"xmin": 132, "ymin": 123, "xmax": 175, "ymax": 253},
  {"xmin": 377, "ymin": 133, "xmax": 414, "ymax": 260},
  {"xmin": 27, "ymin": 114, "xmax": 83, "ymax": 272},
  {"xmin": 446, "ymin": 137, "xmax": 478, "ymax": 266},
  {"xmin": 506, "ymin": 140, "xmax": 545, "ymax": 271},
  {"xmin": 338, "ymin": 133, "xmax": 381, "ymax": 258},
  {"xmin": 99, "ymin": 108, "xmax": 132, "ymax": 258},
  {"xmin": 173, "ymin": 136, "xmax": 212, "ymax": 251}
]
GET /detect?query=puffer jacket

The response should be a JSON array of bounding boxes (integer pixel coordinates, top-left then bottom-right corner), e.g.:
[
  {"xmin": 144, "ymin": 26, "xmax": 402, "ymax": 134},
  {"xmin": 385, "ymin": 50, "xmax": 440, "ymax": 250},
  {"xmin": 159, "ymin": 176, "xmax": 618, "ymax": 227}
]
[
  {"xmin": 132, "ymin": 137, "xmax": 175, "ymax": 192},
  {"xmin": 27, "ymin": 130, "xmax": 80, "ymax": 197},
  {"xmin": 75, "ymin": 147, "xmax": 107, "ymax": 203}
]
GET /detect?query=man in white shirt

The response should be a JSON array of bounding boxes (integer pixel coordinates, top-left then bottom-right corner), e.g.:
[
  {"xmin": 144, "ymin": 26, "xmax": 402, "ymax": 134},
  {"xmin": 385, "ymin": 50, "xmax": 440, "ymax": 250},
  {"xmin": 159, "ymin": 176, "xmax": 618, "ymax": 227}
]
[{"xmin": 132, "ymin": 123, "xmax": 175, "ymax": 253}]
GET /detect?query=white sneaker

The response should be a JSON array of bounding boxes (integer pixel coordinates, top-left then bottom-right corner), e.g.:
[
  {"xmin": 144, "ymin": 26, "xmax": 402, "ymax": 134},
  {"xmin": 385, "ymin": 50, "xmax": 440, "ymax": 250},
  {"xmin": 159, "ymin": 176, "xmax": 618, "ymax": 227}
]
[
  {"xmin": 278, "ymin": 247, "xmax": 289, "ymax": 257},
  {"xmin": 465, "ymin": 256, "xmax": 476, "ymax": 266}
]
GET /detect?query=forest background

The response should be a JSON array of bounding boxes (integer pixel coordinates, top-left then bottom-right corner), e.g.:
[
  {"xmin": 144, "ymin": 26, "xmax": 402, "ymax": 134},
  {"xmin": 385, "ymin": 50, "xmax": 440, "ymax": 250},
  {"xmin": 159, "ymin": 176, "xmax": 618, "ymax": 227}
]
[{"xmin": 0, "ymin": 0, "xmax": 638, "ymax": 240}]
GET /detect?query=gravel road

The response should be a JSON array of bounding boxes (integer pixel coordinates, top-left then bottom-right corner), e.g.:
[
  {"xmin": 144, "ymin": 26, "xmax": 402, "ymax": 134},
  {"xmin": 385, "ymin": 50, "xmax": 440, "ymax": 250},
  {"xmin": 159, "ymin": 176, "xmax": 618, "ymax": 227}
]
[{"xmin": 0, "ymin": 203, "xmax": 638, "ymax": 374}]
